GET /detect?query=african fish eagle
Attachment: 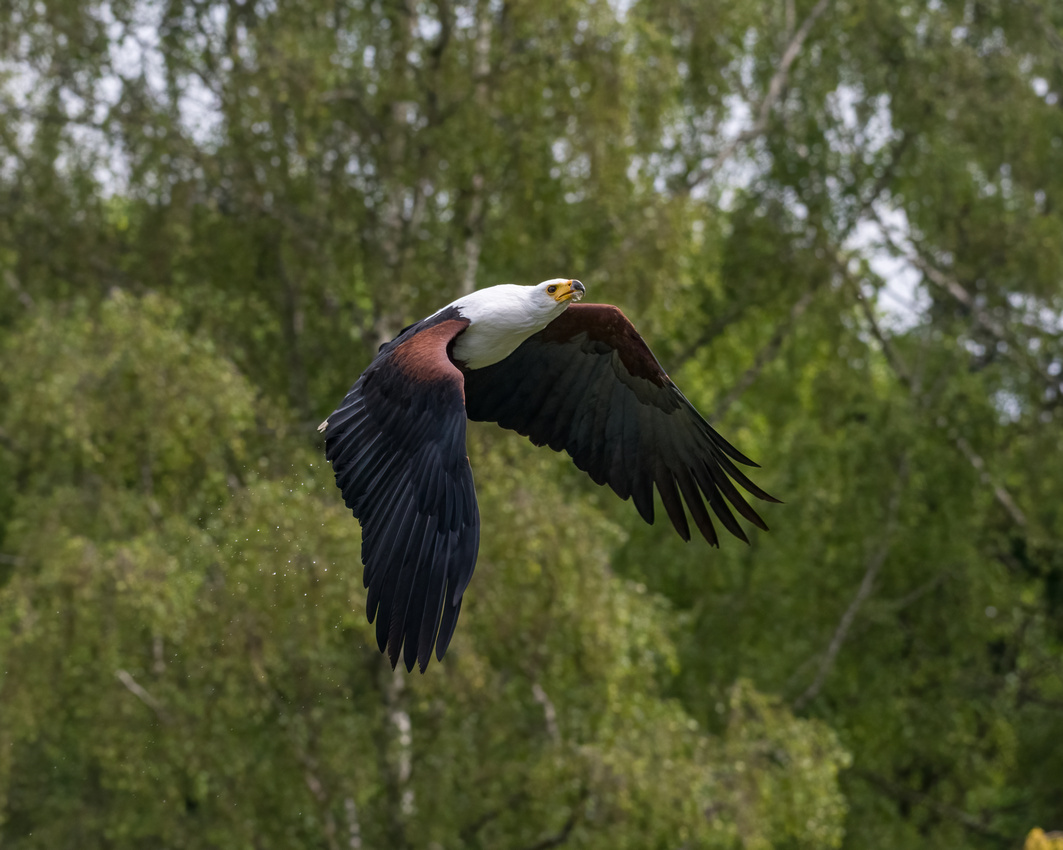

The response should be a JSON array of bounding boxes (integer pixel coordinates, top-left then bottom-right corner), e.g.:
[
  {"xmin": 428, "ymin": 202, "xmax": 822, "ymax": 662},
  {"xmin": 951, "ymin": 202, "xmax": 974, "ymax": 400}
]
[{"xmin": 319, "ymin": 278, "xmax": 777, "ymax": 672}]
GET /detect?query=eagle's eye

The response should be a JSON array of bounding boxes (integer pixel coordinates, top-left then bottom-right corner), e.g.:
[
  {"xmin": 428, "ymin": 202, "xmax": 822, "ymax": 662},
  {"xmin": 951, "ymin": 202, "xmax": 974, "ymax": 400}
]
[{"xmin": 547, "ymin": 284, "xmax": 558, "ymax": 294}]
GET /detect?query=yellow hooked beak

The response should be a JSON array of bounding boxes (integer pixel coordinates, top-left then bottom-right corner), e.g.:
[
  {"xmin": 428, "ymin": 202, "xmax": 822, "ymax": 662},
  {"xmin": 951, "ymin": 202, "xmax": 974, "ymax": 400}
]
[{"xmin": 550, "ymin": 279, "xmax": 586, "ymax": 303}]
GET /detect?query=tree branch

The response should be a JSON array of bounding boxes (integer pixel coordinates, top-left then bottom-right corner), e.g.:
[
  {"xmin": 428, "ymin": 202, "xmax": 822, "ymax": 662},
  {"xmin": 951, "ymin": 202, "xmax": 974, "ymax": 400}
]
[
  {"xmin": 953, "ymin": 434, "xmax": 1028, "ymax": 527},
  {"xmin": 115, "ymin": 669, "xmax": 169, "ymax": 722},
  {"xmin": 381, "ymin": 669, "xmax": 414, "ymax": 844},
  {"xmin": 1017, "ymin": 0, "xmax": 1063, "ymax": 57},
  {"xmin": 711, "ymin": 285, "xmax": 819, "ymax": 420},
  {"xmin": 850, "ymin": 273, "xmax": 1029, "ymax": 528},
  {"xmin": 852, "ymin": 768, "xmax": 1013, "ymax": 845},
  {"xmin": 884, "ymin": 569, "xmax": 952, "ymax": 612},
  {"xmin": 531, "ymin": 682, "xmax": 561, "ymax": 743},
  {"xmin": 793, "ymin": 454, "xmax": 909, "ymax": 711},
  {"xmin": 5, "ymin": 269, "xmax": 35, "ymax": 311},
  {"xmin": 459, "ymin": 792, "xmax": 529, "ymax": 845},
  {"xmin": 869, "ymin": 206, "xmax": 1062, "ymax": 397},
  {"xmin": 518, "ymin": 788, "xmax": 589, "ymax": 850},
  {"xmin": 344, "ymin": 797, "xmax": 363, "ymax": 849},
  {"xmin": 689, "ymin": 0, "xmax": 833, "ymax": 186},
  {"xmin": 670, "ymin": 300, "xmax": 755, "ymax": 375},
  {"xmin": 457, "ymin": 1, "xmax": 493, "ymax": 295},
  {"xmin": 0, "ymin": 425, "xmax": 25, "ymax": 457}
]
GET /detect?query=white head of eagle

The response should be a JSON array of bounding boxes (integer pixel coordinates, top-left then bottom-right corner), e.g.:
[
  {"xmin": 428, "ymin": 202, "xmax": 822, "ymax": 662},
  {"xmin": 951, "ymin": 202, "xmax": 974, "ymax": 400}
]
[
  {"xmin": 444, "ymin": 278, "xmax": 585, "ymax": 369},
  {"xmin": 320, "ymin": 277, "xmax": 777, "ymax": 673}
]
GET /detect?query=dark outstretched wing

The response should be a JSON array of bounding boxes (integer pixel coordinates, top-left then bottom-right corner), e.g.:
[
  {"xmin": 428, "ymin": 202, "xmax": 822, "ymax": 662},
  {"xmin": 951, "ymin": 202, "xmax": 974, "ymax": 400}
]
[
  {"xmin": 462, "ymin": 303, "xmax": 778, "ymax": 546},
  {"xmin": 321, "ymin": 316, "xmax": 479, "ymax": 672}
]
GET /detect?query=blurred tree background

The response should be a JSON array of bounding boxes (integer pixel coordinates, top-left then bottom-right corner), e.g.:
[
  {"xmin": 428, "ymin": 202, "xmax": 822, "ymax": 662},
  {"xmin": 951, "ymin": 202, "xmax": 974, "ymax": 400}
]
[{"xmin": 1, "ymin": 0, "xmax": 1061, "ymax": 846}]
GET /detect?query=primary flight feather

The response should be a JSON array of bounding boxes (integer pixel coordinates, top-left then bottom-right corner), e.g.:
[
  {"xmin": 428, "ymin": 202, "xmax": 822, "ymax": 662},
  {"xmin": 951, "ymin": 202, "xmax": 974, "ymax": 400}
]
[{"xmin": 320, "ymin": 279, "xmax": 778, "ymax": 672}]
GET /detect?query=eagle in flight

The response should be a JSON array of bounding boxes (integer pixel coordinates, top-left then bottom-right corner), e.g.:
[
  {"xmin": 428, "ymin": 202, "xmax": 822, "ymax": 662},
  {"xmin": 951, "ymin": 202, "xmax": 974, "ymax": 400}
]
[{"xmin": 320, "ymin": 279, "xmax": 777, "ymax": 672}]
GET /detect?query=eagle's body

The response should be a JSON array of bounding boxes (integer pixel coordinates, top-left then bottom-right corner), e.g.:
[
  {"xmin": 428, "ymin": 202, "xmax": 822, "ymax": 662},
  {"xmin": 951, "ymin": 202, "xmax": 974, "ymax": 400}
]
[{"xmin": 320, "ymin": 279, "xmax": 777, "ymax": 672}]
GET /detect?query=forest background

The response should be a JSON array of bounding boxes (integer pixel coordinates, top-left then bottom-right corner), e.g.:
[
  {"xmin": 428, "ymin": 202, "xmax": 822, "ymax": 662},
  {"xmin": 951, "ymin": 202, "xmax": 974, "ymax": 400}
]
[{"xmin": 1, "ymin": 0, "xmax": 1062, "ymax": 847}]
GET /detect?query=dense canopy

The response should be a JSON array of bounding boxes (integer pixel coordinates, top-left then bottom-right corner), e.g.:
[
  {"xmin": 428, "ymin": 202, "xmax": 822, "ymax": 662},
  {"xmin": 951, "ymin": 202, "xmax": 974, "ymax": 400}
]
[{"xmin": 1, "ymin": 0, "xmax": 1062, "ymax": 847}]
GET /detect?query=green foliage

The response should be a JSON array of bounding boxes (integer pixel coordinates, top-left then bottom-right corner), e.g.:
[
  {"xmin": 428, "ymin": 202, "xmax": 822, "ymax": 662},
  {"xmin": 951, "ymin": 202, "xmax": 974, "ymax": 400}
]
[
  {"xmin": 713, "ymin": 681, "xmax": 851, "ymax": 850},
  {"xmin": 2, "ymin": 0, "xmax": 1062, "ymax": 847},
  {"xmin": 0, "ymin": 293, "xmax": 259, "ymax": 525},
  {"xmin": 0, "ymin": 297, "xmax": 850, "ymax": 848}
]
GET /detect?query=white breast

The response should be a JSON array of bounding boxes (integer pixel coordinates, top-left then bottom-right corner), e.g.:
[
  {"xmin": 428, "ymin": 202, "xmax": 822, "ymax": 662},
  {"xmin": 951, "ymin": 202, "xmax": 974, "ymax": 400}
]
[{"xmin": 444, "ymin": 285, "xmax": 566, "ymax": 369}]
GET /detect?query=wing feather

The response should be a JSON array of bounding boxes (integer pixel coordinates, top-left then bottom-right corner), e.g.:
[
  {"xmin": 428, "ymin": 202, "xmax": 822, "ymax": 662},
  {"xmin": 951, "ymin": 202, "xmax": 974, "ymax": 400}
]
[
  {"xmin": 322, "ymin": 315, "xmax": 477, "ymax": 671},
  {"xmin": 656, "ymin": 463, "xmax": 690, "ymax": 542},
  {"xmin": 676, "ymin": 467, "xmax": 718, "ymax": 546},
  {"xmin": 604, "ymin": 376, "xmax": 630, "ymax": 496},
  {"xmin": 463, "ymin": 303, "xmax": 778, "ymax": 546},
  {"xmin": 367, "ymin": 477, "xmax": 417, "ymax": 630},
  {"xmin": 436, "ymin": 589, "xmax": 464, "ymax": 660},
  {"xmin": 415, "ymin": 544, "xmax": 449, "ymax": 666},
  {"xmin": 391, "ymin": 512, "xmax": 436, "ymax": 668}
]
